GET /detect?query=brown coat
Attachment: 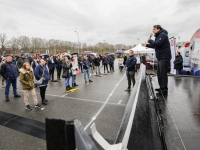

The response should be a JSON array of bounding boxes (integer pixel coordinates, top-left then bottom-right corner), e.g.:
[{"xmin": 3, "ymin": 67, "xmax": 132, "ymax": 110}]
[{"xmin": 19, "ymin": 68, "xmax": 34, "ymax": 90}]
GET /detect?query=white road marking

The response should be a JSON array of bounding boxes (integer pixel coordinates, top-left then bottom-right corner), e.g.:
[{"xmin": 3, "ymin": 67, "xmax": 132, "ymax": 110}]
[
  {"xmin": 118, "ymin": 100, "xmax": 122, "ymax": 104},
  {"xmin": 61, "ymin": 93, "xmax": 68, "ymax": 97},
  {"xmin": 84, "ymin": 73, "xmax": 126, "ymax": 131}
]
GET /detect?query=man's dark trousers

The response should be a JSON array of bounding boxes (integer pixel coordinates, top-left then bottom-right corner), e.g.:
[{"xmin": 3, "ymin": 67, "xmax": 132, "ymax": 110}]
[
  {"xmin": 49, "ymin": 68, "xmax": 55, "ymax": 80},
  {"xmin": 5, "ymin": 78, "xmax": 17, "ymax": 98},
  {"xmin": 126, "ymin": 71, "xmax": 135, "ymax": 89},
  {"xmin": 157, "ymin": 60, "xmax": 170, "ymax": 90}
]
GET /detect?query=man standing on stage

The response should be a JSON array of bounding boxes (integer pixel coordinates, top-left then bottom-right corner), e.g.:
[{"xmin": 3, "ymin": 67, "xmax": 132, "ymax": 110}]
[{"xmin": 142, "ymin": 25, "xmax": 171, "ymax": 94}]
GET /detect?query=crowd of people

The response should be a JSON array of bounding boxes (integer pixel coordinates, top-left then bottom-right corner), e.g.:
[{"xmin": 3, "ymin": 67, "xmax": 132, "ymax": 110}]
[{"xmin": 0, "ymin": 52, "xmax": 136, "ymax": 110}]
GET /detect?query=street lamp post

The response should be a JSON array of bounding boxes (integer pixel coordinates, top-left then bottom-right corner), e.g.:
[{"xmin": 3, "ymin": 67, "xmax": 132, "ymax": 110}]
[{"xmin": 75, "ymin": 31, "xmax": 79, "ymax": 54}]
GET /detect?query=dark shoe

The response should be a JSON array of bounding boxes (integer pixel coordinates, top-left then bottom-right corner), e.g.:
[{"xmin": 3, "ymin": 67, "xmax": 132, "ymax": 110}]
[
  {"xmin": 74, "ymin": 83, "xmax": 78, "ymax": 86},
  {"xmin": 89, "ymin": 80, "xmax": 93, "ymax": 82},
  {"xmin": 155, "ymin": 88, "xmax": 160, "ymax": 91},
  {"xmin": 5, "ymin": 97, "xmax": 9, "ymax": 102},
  {"xmin": 72, "ymin": 83, "xmax": 75, "ymax": 87},
  {"xmin": 35, "ymin": 104, "xmax": 43, "ymax": 109},
  {"xmin": 66, "ymin": 86, "xmax": 70, "ymax": 91},
  {"xmin": 14, "ymin": 94, "xmax": 21, "ymax": 98},
  {"xmin": 26, "ymin": 105, "xmax": 32, "ymax": 110},
  {"xmin": 42, "ymin": 100, "xmax": 47, "ymax": 105},
  {"xmin": 85, "ymin": 81, "xmax": 87, "ymax": 83},
  {"xmin": 159, "ymin": 89, "xmax": 168, "ymax": 95},
  {"xmin": 68, "ymin": 85, "xmax": 72, "ymax": 89},
  {"xmin": 45, "ymin": 99, "xmax": 48, "ymax": 102},
  {"xmin": 125, "ymin": 88, "xmax": 131, "ymax": 91},
  {"xmin": 108, "ymin": 71, "xmax": 110, "ymax": 73}
]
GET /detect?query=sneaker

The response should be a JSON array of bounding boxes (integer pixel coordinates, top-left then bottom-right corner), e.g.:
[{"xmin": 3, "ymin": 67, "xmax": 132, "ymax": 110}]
[
  {"xmin": 89, "ymin": 80, "xmax": 93, "ymax": 82},
  {"xmin": 5, "ymin": 97, "xmax": 9, "ymax": 102},
  {"xmin": 26, "ymin": 105, "xmax": 32, "ymax": 110},
  {"xmin": 14, "ymin": 94, "xmax": 21, "ymax": 98},
  {"xmin": 35, "ymin": 104, "xmax": 43, "ymax": 109},
  {"xmin": 125, "ymin": 88, "xmax": 131, "ymax": 91}
]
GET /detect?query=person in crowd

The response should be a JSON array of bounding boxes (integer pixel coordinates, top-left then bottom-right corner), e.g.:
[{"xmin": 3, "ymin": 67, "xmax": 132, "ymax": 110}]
[
  {"xmin": 1, "ymin": 56, "xmax": 21, "ymax": 101},
  {"xmin": 123, "ymin": 54, "xmax": 127, "ymax": 66},
  {"xmin": 0, "ymin": 56, "xmax": 2, "ymax": 63},
  {"xmin": 41, "ymin": 55, "xmax": 47, "ymax": 65},
  {"xmin": 55, "ymin": 55, "xmax": 62, "ymax": 80},
  {"xmin": 32, "ymin": 57, "xmax": 40, "ymax": 72},
  {"xmin": 94, "ymin": 55, "xmax": 101, "ymax": 75},
  {"xmin": 34, "ymin": 59, "xmax": 50, "ymax": 105},
  {"xmin": 118, "ymin": 55, "xmax": 124, "ymax": 72},
  {"xmin": 48, "ymin": 55, "xmax": 55, "ymax": 82},
  {"xmin": 12, "ymin": 57, "xmax": 17, "ymax": 65},
  {"xmin": 16, "ymin": 54, "xmax": 20, "ymax": 61},
  {"xmin": 78, "ymin": 54, "xmax": 83, "ymax": 73},
  {"xmin": 102, "ymin": 56, "xmax": 110, "ymax": 73},
  {"xmin": 17, "ymin": 54, "xmax": 28, "ymax": 69},
  {"xmin": 142, "ymin": 25, "xmax": 171, "ymax": 95},
  {"xmin": 33, "ymin": 53, "xmax": 41, "ymax": 61},
  {"xmin": 124, "ymin": 50, "xmax": 137, "ymax": 91},
  {"xmin": 136, "ymin": 55, "xmax": 141, "ymax": 70},
  {"xmin": 111, "ymin": 55, "xmax": 115, "ymax": 71},
  {"xmin": 174, "ymin": 52, "xmax": 183, "ymax": 75},
  {"xmin": 19, "ymin": 62, "xmax": 43, "ymax": 110},
  {"xmin": 109, "ymin": 56, "xmax": 114, "ymax": 72},
  {"xmin": 0, "ymin": 57, "xmax": 6, "ymax": 88},
  {"xmin": 141, "ymin": 54, "xmax": 146, "ymax": 65},
  {"xmin": 62, "ymin": 56, "xmax": 72, "ymax": 91},
  {"xmin": 99, "ymin": 55, "xmax": 103, "ymax": 65},
  {"xmin": 71, "ymin": 57, "xmax": 79, "ymax": 87},
  {"xmin": 88, "ymin": 55, "xmax": 94, "ymax": 75},
  {"xmin": 28, "ymin": 55, "xmax": 33, "ymax": 65},
  {"xmin": 82, "ymin": 56, "xmax": 93, "ymax": 83}
]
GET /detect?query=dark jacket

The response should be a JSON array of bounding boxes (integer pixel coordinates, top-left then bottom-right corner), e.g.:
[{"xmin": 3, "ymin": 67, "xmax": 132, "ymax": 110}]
[
  {"xmin": 108, "ymin": 57, "xmax": 114, "ymax": 65},
  {"xmin": 123, "ymin": 56, "xmax": 127, "ymax": 65},
  {"xmin": 62, "ymin": 61, "xmax": 72, "ymax": 78},
  {"xmin": 174, "ymin": 55, "xmax": 183, "ymax": 70},
  {"xmin": 82, "ymin": 59, "xmax": 90, "ymax": 69},
  {"xmin": 125, "ymin": 55, "xmax": 137, "ymax": 71},
  {"xmin": 47, "ymin": 59, "xmax": 55, "ymax": 69},
  {"xmin": 34, "ymin": 65, "xmax": 50, "ymax": 86},
  {"xmin": 55, "ymin": 59, "xmax": 63, "ymax": 68},
  {"xmin": 94, "ymin": 57, "xmax": 101, "ymax": 66},
  {"xmin": 102, "ymin": 57, "xmax": 109, "ymax": 64},
  {"xmin": 78, "ymin": 56, "xmax": 83, "ymax": 64},
  {"xmin": 1, "ymin": 62, "xmax": 19, "ymax": 79},
  {"xmin": 146, "ymin": 29, "xmax": 171, "ymax": 61},
  {"xmin": 17, "ymin": 57, "xmax": 28, "ymax": 69},
  {"xmin": 28, "ymin": 56, "xmax": 33, "ymax": 65}
]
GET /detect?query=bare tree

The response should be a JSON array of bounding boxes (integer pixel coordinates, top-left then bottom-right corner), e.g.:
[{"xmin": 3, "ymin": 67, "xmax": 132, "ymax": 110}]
[
  {"xmin": 9, "ymin": 37, "xmax": 19, "ymax": 54},
  {"xmin": 18, "ymin": 36, "xmax": 30, "ymax": 53},
  {"xmin": 0, "ymin": 33, "xmax": 8, "ymax": 55}
]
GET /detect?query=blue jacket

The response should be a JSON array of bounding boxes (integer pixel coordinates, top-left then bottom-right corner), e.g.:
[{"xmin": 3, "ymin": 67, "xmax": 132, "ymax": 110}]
[
  {"xmin": 55, "ymin": 59, "xmax": 63, "ymax": 68},
  {"xmin": 125, "ymin": 55, "xmax": 137, "ymax": 71},
  {"xmin": 47, "ymin": 59, "xmax": 55, "ymax": 69},
  {"xmin": 34, "ymin": 65, "xmax": 50, "ymax": 86},
  {"xmin": 102, "ymin": 57, "xmax": 109, "ymax": 64},
  {"xmin": 82, "ymin": 59, "xmax": 90, "ymax": 69},
  {"xmin": 108, "ymin": 57, "xmax": 114, "ymax": 65},
  {"xmin": 146, "ymin": 29, "xmax": 171, "ymax": 61},
  {"xmin": 32, "ymin": 61, "xmax": 39, "ymax": 71},
  {"xmin": 0, "ymin": 62, "xmax": 19, "ymax": 79}
]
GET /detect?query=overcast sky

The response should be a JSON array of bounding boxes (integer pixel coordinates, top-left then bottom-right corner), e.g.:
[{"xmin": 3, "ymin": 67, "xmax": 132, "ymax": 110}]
[{"xmin": 0, "ymin": 0, "xmax": 200, "ymax": 45}]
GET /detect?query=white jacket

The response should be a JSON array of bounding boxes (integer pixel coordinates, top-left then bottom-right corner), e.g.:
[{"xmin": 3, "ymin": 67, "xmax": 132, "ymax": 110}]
[
  {"xmin": 71, "ymin": 60, "xmax": 78, "ymax": 75},
  {"xmin": 118, "ymin": 58, "xmax": 124, "ymax": 66},
  {"xmin": 136, "ymin": 57, "xmax": 140, "ymax": 64}
]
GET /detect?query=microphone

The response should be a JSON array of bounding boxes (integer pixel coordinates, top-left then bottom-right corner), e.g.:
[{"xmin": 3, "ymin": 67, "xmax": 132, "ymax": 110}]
[{"xmin": 150, "ymin": 33, "xmax": 153, "ymax": 38}]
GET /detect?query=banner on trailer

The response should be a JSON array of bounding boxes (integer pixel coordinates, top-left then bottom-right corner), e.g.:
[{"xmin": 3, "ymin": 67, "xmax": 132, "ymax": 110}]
[{"xmin": 170, "ymin": 37, "xmax": 176, "ymax": 74}]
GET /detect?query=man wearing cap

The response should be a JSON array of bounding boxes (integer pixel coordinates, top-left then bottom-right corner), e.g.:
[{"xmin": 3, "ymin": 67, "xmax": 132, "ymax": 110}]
[
  {"xmin": 17, "ymin": 54, "xmax": 28, "ymax": 69},
  {"xmin": 1, "ymin": 56, "xmax": 21, "ymax": 101}
]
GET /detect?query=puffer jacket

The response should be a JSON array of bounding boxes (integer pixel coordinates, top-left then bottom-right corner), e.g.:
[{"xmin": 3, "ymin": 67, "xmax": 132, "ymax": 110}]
[
  {"xmin": 62, "ymin": 61, "xmax": 72, "ymax": 78},
  {"xmin": 102, "ymin": 57, "xmax": 109, "ymax": 64},
  {"xmin": 19, "ymin": 68, "xmax": 34, "ymax": 90},
  {"xmin": 34, "ymin": 64, "xmax": 50, "ymax": 86},
  {"xmin": 0, "ymin": 62, "xmax": 19, "ymax": 79},
  {"xmin": 146, "ymin": 28, "xmax": 171, "ymax": 61},
  {"xmin": 55, "ymin": 59, "xmax": 63, "ymax": 68},
  {"xmin": 174, "ymin": 55, "xmax": 183, "ymax": 70},
  {"xmin": 94, "ymin": 57, "xmax": 101, "ymax": 66}
]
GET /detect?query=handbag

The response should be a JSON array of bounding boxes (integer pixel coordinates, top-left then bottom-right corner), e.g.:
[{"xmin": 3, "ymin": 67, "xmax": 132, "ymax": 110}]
[
  {"xmin": 76, "ymin": 69, "xmax": 81, "ymax": 74},
  {"xmin": 34, "ymin": 68, "xmax": 44, "ymax": 86}
]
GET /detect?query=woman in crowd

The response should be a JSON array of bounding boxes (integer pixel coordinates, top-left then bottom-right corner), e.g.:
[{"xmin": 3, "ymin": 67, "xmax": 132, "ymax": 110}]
[
  {"xmin": 174, "ymin": 52, "xmax": 183, "ymax": 75},
  {"xmin": 55, "ymin": 55, "xmax": 63, "ymax": 80},
  {"xmin": 71, "ymin": 57, "xmax": 79, "ymax": 87},
  {"xmin": 118, "ymin": 55, "xmax": 124, "ymax": 72},
  {"xmin": 34, "ymin": 59, "xmax": 50, "ymax": 105},
  {"xmin": 19, "ymin": 62, "xmax": 43, "ymax": 110},
  {"xmin": 62, "ymin": 56, "xmax": 72, "ymax": 91},
  {"xmin": 82, "ymin": 56, "xmax": 93, "ymax": 83},
  {"xmin": 32, "ymin": 57, "xmax": 40, "ymax": 71}
]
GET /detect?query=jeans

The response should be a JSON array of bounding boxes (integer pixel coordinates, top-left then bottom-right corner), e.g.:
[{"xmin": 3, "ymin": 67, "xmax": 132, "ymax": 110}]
[
  {"xmin": 176, "ymin": 69, "xmax": 181, "ymax": 75},
  {"xmin": 109, "ymin": 64, "xmax": 114, "ymax": 71},
  {"xmin": 5, "ymin": 78, "xmax": 17, "ymax": 98},
  {"xmin": 49, "ymin": 68, "xmax": 55, "ymax": 80},
  {"xmin": 56, "ymin": 67, "xmax": 62, "ymax": 79},
  {"xmin": 90, "ymin": 64, "xmax": 94, "ymax": 74},
  {"xmin": 157, "ymin": 60, "xmax": 170, "ymax": 90},
  {"xmin": 72, "ymin": 75, "xmax": 76, "ymax": 84},
  {"xmin": 65, "ymin": 73, "xmax": 71, "ymax": 86},
  {"xmin": 95, "ymin": 66, "xmax": 100, "ymax": 75},
  {"xmin": 126, "ymin": 71, "xmax": 135, "ymax": 89},
  {"xmin": 83, "ymin": 69, "xmax": 91, "ymax": 81},
  {"xmin": 39, "ymin": 86, "xmax": 47, "ymax": 100}
]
